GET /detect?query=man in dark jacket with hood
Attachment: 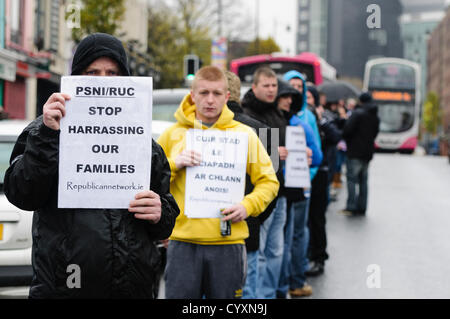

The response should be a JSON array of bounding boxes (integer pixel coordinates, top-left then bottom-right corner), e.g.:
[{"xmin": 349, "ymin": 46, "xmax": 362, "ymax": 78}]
[
  {"xmin": 276, "ymin": 80, "xmax": 322, "ymax": 299},
  {"xmin": 341, "ymin": 92, "xmax": 380, "ymax": 216},
  {"xmin": 241, "ymin": 66, "xmax": 286, "ymax": 298},
  {"xmin": 4, "ymin": 33, "xmax": 180, "ymax": 298},
  {"xmin": 241, "ymin": 67, "xmax": 320, "ymax": 298}
]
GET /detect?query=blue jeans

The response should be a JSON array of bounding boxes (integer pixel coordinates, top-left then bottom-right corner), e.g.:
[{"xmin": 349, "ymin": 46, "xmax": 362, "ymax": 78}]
[
  {"xmin": 242, "ymin": 250, "xmax": 258, "ymax": 299},
  {"xmin": 334, "ymin": 149, "xmax": 347, "ymax": 173},
  {"xmin": 284, "ymin": 198, "xmax": 310, "ymax": 291},
  {"xmin": 346, "ymin": 157, "xmax": 369, "ymax": 212},
  {"xmin": 257, "ymin": 196, "xmax": 287, "ymax": 299}
]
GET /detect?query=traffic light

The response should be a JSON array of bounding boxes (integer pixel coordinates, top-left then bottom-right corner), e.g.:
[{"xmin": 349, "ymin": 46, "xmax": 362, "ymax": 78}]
[{"xmin": 184, "ymin": 54, "xmax": 199, "ymax": 81}]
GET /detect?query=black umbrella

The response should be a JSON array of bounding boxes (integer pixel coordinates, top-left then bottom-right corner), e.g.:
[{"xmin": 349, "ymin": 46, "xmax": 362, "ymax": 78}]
[{"xmin": 318, "ymin": 80, "xmax": 361, "ymax": 102}]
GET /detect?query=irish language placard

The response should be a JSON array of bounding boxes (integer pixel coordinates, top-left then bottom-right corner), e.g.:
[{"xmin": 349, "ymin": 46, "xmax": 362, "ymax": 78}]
[
  {"xmin": 58, "ymin": 76, "xmax": 153, "ymax": 208},
  {"xmin": 284, "ymin": 126, "xmax": 311, "ymax": 188},
  {"xmin": 184, "ymin": 129, "xmax": 248, "ymax": 218}
]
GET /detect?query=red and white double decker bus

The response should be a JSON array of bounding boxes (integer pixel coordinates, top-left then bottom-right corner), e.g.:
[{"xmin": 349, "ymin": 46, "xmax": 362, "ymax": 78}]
[
  {"xmin": 363, "ymin": 58, "xmax": 421, "ymax": 154},
  {"xmin": 230, "ymin": 52, "xmax": 336, "ymax": 86}
]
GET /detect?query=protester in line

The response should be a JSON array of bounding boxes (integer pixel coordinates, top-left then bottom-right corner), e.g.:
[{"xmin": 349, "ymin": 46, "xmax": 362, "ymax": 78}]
[
  {"xmin": 331, "ymin": 98, "xmax": 356, "ymax": 191},
  {"xmin": 240, "ymin": 66, "xmax": 287, "ymax": 299},
  {"xmin": 224, "ymin": 71, "xmax": 276, "ymax": 299},
  {"xmin": 284, "ymin": 70, "xmax": 321, "ymax": 181},
  {"xmin": 275, "ymin": 80, "xmax": 322, "ymax": 298},
  {"xmin": 341, "ymin": 92, "xmax": 380, "ymax": 216},
  {"xmin": 321, "ymin": 100, "xmax": 347, "ymax": 188},
  {"xmin": 158, "ymin": 66, "xmax": 279, "ymax": 299},
  {"xmin": 283, "ymin": 71, "xmax": 322, "ymax": 296},
  {"xmin": 305, "ymin": 87, "xmax": 342, "ymax": 277},
  {"xmin": 4, "ymin": 33, "xmax": 180, "ymax": 298}
]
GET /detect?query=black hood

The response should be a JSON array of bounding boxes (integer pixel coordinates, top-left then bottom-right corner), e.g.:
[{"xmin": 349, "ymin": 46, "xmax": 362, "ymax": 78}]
[
  {"xmin": 276, "ymin": 79, "xmax": 302, "ymax": 119},
  {"xmin": 307, "ymin": 86, "xmax": 320, "ymax": 107},
  {"xmin": 241, "ymin": 89, "xmax": 277, "ymax": 113},
  {"xmin": 358, "ymin": 102, "xmax": 378, "ymax": 115},
  {"xmin": 71, "ymin": 33, "xmax": 130, "ymax": 76}
]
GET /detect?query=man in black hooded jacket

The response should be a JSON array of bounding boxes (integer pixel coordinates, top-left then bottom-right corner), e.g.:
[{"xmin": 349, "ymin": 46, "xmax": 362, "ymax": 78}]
[
  {"xmin": 241, "ymin": 67, "xmax": 310, "ymax": 298},
  {"xmin": 341, "ymin": 92, "xmax": 380, "ymax": 216},
  {"xmin": 4, "ymin": 33, "xmax": 179, "ymax": 298}
]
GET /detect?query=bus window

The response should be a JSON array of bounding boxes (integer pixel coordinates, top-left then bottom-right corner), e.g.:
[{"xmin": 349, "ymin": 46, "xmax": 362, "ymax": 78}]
[{"xmin": 368, "ymin": 64, "xmax": 416, "ymax": 90}]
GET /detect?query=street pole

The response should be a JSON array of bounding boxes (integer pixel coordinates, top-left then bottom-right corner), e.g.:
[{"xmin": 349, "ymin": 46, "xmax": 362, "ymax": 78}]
[
  {"xmin": 256, "ymin": 0, "xmax": 260, "ymax": 53},
  {"xmin": 218, "ymin": 0, "xmax": 222, "ymax": 37}
]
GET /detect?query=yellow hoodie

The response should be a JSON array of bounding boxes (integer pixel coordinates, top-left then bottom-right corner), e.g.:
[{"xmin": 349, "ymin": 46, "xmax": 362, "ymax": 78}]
[{"xmin": 157, "ymin": 94, "xmax": 279, "ymax": 245}]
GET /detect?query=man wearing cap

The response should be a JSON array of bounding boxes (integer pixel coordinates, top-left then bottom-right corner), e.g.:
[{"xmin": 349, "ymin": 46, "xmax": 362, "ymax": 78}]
[
  {"xmin": 340, "ymin": 92, "xmax": 380, "ymax": 216},
  {"xmin": 4, "ymin": 33, "xmax": 180, "ymax": 298}
]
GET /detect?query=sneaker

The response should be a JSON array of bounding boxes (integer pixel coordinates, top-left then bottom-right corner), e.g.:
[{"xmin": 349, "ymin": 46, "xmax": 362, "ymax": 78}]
[
  {"xmin": 289, "ymin": 284, "xmax": 313, "ymax": 297},
  {"xmin": 339, "ymin": 209, "xmax": 356, "ymax": 216},
  {"xmin": 305, "ymin": 261, "xmax": 324, "ymax": 277}
]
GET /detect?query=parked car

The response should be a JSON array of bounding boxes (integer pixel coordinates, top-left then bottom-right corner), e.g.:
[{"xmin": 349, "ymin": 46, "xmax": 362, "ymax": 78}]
[
  {"xmin": 153, "ymin": 88, "xmax": 189, "ymax": 123},
  {"xmin": 152, "ymin": 88, "xmax": 189, "ymax": 140},
  {"xmin": 0, "ymin": 120, "xmax": 33, "ymax": 287}
]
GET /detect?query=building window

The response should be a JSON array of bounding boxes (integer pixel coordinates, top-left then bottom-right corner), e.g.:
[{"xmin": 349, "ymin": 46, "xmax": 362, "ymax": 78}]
[
  {"xmin": 49, "ymin": 0, "xmax": 60, "ymax": 52},
  {"xmin": 299, "ymin": 24, "xmax": 308, "ymax": 35},
  {"xmin": 300, "ymin": 10, "xmax": 309, "ymax": 21},
  {"xmin": 35, "ymin": 0, "xmax": 46, "ymax": 50},
  {"xmin": 10, "ymin": 0, "xmax": 24, "ymax": 45},
  {"xmin": 300, "ymin": 0, "xmax": 309, "ymax": 7},
  {"xmin": 299, "ymin": 41, "xmax": 308, "ymax": 51}
]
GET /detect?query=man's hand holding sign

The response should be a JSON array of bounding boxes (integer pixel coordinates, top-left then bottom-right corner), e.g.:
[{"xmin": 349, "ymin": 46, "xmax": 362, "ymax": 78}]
[
  {"xmin": 43, "ymin": 93, "xmax": 71, "ymax": 130},
  {"xmin": 128, "ymin": 190, "xmax": 162, "ymax": 223},
  {"xmin": 175, "ymin": 131, "xmax": 249, "ymax": 224}
]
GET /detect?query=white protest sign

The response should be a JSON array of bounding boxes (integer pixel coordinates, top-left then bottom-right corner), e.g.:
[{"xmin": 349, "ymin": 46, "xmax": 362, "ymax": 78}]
[
  {"xmin": 58, "ymin": 76, "xmax": 153, "ymax": 209},
  {"xmin": 284, "ymin": 125, "xmax": 311, "ymax": 188},
  {"xmin": 184, "ymin": 129, "xmax": 248, "ymax": 218}
]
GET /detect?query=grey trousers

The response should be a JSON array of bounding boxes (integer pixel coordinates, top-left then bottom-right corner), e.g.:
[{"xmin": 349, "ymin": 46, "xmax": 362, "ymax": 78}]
[
  {"xmin": 346, "ymin": 157, "xmax": 369, "ymax": 213},
  {"xmin": 165, "ymin": 240, "xmax": 247, "ymax": 299}
]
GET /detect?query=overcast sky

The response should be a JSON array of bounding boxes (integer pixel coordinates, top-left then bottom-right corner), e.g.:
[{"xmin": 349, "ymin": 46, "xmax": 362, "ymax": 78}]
[{"xmin": 241, "ymin": 0, "xmax": 297, "ymax": 54}]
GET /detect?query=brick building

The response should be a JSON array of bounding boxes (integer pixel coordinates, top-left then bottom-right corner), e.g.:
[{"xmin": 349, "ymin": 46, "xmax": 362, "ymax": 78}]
[{"xmin": 427, "ymin": 6, "xmax": 450, "ymax": 155}]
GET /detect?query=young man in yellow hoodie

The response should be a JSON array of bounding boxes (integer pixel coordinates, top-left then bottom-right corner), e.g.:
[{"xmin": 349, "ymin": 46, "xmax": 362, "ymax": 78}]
[{"xmin": 158, "ymin": 66, "xmax": 279, "ymax": 299}]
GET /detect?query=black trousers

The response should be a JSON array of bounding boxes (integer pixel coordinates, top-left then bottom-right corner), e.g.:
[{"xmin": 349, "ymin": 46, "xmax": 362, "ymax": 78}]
[{"xmin": 308, "ymin": 169, "xmax": 330, "ymax": 264}]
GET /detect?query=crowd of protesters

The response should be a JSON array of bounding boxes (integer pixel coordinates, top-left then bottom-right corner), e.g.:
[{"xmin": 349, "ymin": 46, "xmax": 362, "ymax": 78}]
[
  {"xmin": 4, "ymin": 33, "xmax": 379, "ymax": 299},
  {"xmin": 157, "ymin": 64, "xmax": 380, "ymax": 299}
]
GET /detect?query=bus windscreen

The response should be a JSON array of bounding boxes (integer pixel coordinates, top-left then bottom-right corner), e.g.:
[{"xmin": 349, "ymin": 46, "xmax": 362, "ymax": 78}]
[
  {"xmin": 377, "ymin": 102, "xmax": 415, "ymax": 133},
  {"xmin": 237, "ymin": 62, "xmax": 314, "ymax": 84},
  {"xmin": 371, "ymin": 89, "xmax": 416, "ymax": 133}
]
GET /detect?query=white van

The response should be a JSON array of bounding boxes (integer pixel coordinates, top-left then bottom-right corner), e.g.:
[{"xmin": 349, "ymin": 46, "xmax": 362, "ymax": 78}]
[{"xmin": 0, "ymin": 120, "xmax": 33, "ymax": 287}]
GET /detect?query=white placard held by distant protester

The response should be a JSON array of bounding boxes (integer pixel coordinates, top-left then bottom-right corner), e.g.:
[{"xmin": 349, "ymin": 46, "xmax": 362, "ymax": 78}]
[
  {"xmin": 284, "ymin": 125, "xmax": 311, "ymax": 188},
  {"xmin": 184, "ymin": 129, "xmax": 248, "ymax": 219},
  {"xmin": 58, "ymin": 76, "xmax": 153, "ymax": 209}
]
